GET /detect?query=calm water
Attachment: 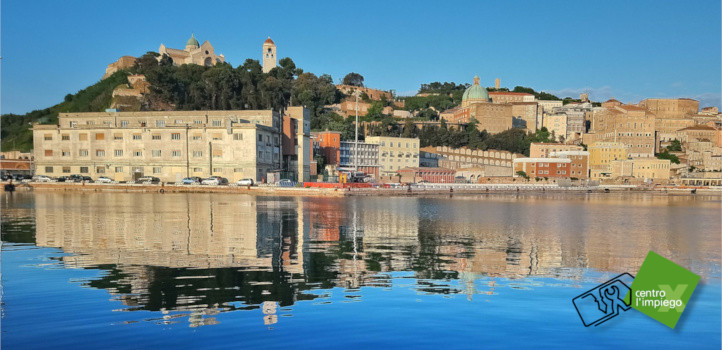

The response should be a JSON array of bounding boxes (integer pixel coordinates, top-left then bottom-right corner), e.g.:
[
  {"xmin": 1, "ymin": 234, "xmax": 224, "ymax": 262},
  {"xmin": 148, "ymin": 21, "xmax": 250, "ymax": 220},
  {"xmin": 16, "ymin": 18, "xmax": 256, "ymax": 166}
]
[{"xmin": 1, "ymin": 192, "xmax": 720, "ymax": 349}]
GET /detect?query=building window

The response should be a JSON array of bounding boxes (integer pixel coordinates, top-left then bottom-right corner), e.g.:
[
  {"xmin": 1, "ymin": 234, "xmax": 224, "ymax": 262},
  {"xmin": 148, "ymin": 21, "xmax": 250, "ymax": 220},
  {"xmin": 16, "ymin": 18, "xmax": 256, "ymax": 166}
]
[
  {"xmin": 175, "ymin": 119, "xmax": 183, "ymax": 124},
  {"xmin": 213, "ymin": 150, "xmax": 223, "ymax": 158},
  {"xmin": 79, "ymin": 149, "xmax": 89, "ymax": 157},
  {"xmin": 62, "ymin": 134, "xmax": 70, "ymax": 141},
  {"xmin": 152, "ymin": 150, "xmax": 162, "ymax": 157},
  {"xmin": 156, "ymin": 120, "xmax": 165, "ymax": 127},
  {"xmin": 45, "ymin": 166, "xmax": 53, "ymax": 173},
  {"xmin": 193, "ymin": 151, "xmax": 202, "ymax": 157},
  {"xmin": 193, "ymin": 167, "xmax": 203, "ymax": 172},
  {"xmin": 79, "ymin": 133, "xmax": 88, "ymax": 141},
  {"xmin": 114, "ymin": 134, "xmax": 123, "ymax": 140},
  {"xmin": 152, "ymin": 134, "xmax": 161, "ymax": 140},
  {"xmin": 62, "ymin": 167, "xmax": 71, "ymax": 173},
  {"xmin": 114, "ymin": 150, "xmax": 123, "ymax": 157},
  {"xmin": 44, "ymin": 150, "xmax": 53, "ymax": 157},
  {"xmin": 171, "ymin": 133, "xmax": 181, "ymax": 140},
  {"xmin": 69, "ymin": 122, "xmax": 77, "ymax": 128},
  {"xmin": 133, "ymin": 150, "xmax": 143, "ymax": 157},
  {"xmin": 233, "ymin": 133, "xmax": 243, "ymax": 140},
  {"xmin": 133, "ymin": 134, "xmax": 142, "ymax": 140},
  {"xmin": 258, "ymin": 135, "xmax": 263, "ymax": 142},
  {"xmin": 172, "ymin": 150, "xmax": 181, "ymax": 157},
  {"xmin": 115, "ymin": 167, "xmax": 123, "ymax": 173},
  {"xmin": 120, "ymin": 120, "xmax": 129, "ymax": 128},
  {"xmin": 96, "ymin": 167, "xmax": 105, "ymax": 174},
  {"xmin": 95, "ymin": 133, "xmax": 105, "ymax": 141},
  {"xmin": 194, "ymin": 120, "xmax": 203, "ymax": 125},
  {"xmin": 80, "ymin": 167, "xmax": 89, "ymax": 173},
  {"xmin": 96, "ymin": 150, "xmax": 105, "ymax": 157},
  {"xmin": 44, "ymin": 134, "xmax": 53, "ymax": 141},
  {"xmin": 213, "ymin": 168, "xmax": 222, "ymax": 173},
  {"xmin": 192, "ymin": 134, "xmax": 202, "ymax": 140},
  {"xmin": 234, "ymin": 168, "xmax": 243, "ymax": 172},
  {"xmin": 213, "ymin": 133, "xmax": 222, "ymax": 140},
  {"xmin": 61, "ymin": 151, "xmax": 70, "ymax": 157},
  {"xmin": 153, "ymin": 167, "xmax": 162, "ymax": 174},
  {"xmin": 212, "ymin": 120, "xmax": 222, "ymax": 127}
]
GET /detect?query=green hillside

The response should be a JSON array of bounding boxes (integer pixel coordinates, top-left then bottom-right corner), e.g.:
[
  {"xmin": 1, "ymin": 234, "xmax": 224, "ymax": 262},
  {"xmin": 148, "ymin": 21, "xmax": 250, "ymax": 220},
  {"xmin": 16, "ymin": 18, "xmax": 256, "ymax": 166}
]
[{"xmin": 1, "ymin": 71, "xmax": 130, "ymax": 152}]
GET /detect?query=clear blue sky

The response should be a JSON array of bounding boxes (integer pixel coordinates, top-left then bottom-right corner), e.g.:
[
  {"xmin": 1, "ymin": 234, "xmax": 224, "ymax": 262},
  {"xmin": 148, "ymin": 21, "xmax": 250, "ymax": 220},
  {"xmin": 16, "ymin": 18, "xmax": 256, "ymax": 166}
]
[{"xmin": 2, "ymin": 0, "xmax": 720, "ymax": 114}]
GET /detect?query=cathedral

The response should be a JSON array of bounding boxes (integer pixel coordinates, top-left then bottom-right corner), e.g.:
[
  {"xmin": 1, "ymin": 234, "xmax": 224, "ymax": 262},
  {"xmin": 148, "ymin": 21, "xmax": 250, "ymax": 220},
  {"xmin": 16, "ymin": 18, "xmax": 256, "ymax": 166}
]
[{"xmin": 158, "ymin": 34, "xmax": 226, "ymax": 66}]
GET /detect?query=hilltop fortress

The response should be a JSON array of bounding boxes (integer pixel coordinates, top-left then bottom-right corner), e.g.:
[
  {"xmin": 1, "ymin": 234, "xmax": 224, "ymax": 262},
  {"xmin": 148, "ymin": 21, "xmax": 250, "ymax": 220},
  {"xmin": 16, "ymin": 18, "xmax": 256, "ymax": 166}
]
[{"xmin": 103, "ymin": 35, "xmax": 278, "ymax": 79}]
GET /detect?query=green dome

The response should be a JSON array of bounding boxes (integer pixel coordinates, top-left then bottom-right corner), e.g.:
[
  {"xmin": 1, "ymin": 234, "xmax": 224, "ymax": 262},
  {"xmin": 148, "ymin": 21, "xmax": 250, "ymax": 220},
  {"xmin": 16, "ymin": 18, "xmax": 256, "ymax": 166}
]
[
  {"xmin": 186, "ymin": 34, "xmax": 199, "ymax": 48},
  {"xmin": 462, "ymin": 76, "xmax": 489, "ymax": 101}
]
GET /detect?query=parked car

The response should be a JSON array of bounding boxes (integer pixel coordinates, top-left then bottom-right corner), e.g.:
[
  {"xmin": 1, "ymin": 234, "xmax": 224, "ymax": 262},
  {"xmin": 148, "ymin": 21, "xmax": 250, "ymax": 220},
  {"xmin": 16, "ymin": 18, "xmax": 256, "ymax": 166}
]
[
  {"xmin": 56, "ymin": 176, "xmax": 68, "ymax": 183},
  {"xmin": 137, "ymin": 176, "xmax": 160, "ymax": 184},
  {"xmin": 96, "ymin": 177, "xmax": 114, "ymax": 184},
  {"xmin": 236, "ymin": 178, "xmax": 254, "ymax": 186},
  {"xmin": 68, "ymin": 174, "xmax": 84, "ymax": 182},
  {"xmin": 201, "ymin": 176, "xmax": 228, "ymax": 186},
  {"xmin": 181, "ymin": 177, "xmax": 202, "ymax": 185},
  {"xmin": 276, "ymin": 179, "xmax": 295, "ymax": 187},
  {"xmin": 32, "ymin": 175, "xmax": 53, "ymax": 182},
  {"xmin": 82, "ymin": 176, "xmax": 93, "ymax": 182}
]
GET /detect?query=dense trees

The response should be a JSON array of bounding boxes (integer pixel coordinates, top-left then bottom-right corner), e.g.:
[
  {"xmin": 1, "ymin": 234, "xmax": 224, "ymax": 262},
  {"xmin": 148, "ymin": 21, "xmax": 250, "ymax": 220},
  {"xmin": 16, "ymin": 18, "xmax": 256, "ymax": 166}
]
[
  {"xmin": 342, "ymin": 72, "xmax": 364, "ymax": 87},
  {"xmin": 0, "ymin": 70, "xmax": 130, "ymax": 151},
  {"xmin": 131, "ymin": 52, "xmax": 342, "ymax": 126}
]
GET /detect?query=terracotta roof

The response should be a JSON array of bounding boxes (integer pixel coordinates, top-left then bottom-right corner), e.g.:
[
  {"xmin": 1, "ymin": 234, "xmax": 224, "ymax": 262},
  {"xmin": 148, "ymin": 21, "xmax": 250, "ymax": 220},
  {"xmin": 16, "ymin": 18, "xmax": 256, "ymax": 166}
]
[
  {"xmin": 617, "ymin": 104, "xmax": 645, "ymax": 111},
  {"xmin": 489, "ymin": 92, "xmax": 533, "ymax": 96},
  {"xmin": 677, "ymin": 125, "xmax": 716, "ymax": 131},
  {"xmin": 604, "ymin": 98, "xmax": 620, "ymax": 103},
  {"xmin": 264, "ymin": 37, "xmax": 275, "ymax": 45}
]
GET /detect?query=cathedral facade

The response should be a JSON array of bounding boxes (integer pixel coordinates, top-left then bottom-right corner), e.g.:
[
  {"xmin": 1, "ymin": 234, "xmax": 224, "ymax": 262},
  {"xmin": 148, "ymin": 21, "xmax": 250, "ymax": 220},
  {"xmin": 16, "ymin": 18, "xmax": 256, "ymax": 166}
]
[{"xmin": 158, "ymin": 34, "xmax": 225, "ymax": 66}]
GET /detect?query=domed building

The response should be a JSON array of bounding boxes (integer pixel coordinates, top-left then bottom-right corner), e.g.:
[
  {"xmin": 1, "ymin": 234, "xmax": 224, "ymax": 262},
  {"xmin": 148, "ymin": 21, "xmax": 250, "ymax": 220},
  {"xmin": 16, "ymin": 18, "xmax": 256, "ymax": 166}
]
[
  {"xmin": 461, "ymin": 76, "xmax": 490, "ymax": 108},
  {"xmin": 158, "ymin": 34, "xmax": 226, "ymax": 67},
  {"xmin": 448, "ymin": 75, "xmax": 514, "ymax": 134}
]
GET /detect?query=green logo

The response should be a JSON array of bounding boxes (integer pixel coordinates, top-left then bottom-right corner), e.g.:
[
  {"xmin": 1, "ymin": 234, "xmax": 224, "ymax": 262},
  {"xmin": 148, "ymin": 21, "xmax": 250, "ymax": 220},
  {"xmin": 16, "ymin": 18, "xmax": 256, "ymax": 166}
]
[{"xmin": 628, "ymin": 251, "xmax": 700, "ymax": 328}]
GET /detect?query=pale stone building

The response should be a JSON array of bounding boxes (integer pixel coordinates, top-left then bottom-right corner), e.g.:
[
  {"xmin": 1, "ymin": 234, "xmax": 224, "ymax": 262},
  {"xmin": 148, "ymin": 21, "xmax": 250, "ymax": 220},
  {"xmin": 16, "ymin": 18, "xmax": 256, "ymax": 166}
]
[
  {"xmin": 529, "ymin": 143, "xmax": 584, "ymax": 158},
  {"xmin": 584, "ymin": 105, "xmax": 655, "ymax": 158},
  {"xmin": 588, "ymin": 142, "xmax": 629, "ymax": 180},
  {"xmin": 365, "ymin": 136, "xmax": 420, "ymax": 175},
  {"xmin": 419, "ymin": 146, "xmax": 522, "ymax": 178},
  {"xmin": 611, "ymin": 158, "xmax": 671, "ymax": 181},
  {"xmin": 158, "ymin": 34, "xmax": 226, "ymax": 66},
  {"xmin": 33, "ymin": 110, "xmax": 285, "ymax": 183}
]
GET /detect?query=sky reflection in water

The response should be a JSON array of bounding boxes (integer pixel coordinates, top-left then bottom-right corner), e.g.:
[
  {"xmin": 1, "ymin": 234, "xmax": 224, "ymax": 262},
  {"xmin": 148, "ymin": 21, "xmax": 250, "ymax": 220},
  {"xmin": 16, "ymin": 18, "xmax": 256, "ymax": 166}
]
[{"xmin": 1, "ymin": 192, "xmax": 720, "ymax": 349}]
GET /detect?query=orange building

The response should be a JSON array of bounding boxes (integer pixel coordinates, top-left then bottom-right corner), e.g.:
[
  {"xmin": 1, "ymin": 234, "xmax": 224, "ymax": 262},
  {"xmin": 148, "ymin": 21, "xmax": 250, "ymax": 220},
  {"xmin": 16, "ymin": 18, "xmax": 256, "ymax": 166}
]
[
  {"xmin": 311, "ymin": 131, "xmax": 341, "ymax": 165},
  {"xmin": 513, "ymin": 158, "xmax": 571, "ymax": 178}
]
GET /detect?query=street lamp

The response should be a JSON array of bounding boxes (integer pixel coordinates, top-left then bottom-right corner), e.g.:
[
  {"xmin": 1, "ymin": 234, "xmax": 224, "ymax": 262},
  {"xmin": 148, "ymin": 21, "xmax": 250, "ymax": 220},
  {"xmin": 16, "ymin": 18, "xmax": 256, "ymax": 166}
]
[{"xmin": 354, "ymin": 90, "xmax": 361, "ymax": 174}]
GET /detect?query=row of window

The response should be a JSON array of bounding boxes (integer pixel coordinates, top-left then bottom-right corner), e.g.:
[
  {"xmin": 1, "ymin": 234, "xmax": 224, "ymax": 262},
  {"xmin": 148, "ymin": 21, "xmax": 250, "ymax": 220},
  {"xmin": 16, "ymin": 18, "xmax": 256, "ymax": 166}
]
[
  {"xmin": 68, "ymin": 119, "xmax": 226, "ymax": 128},
  {"xmin": 44, "ymin": 149, "xmax": 223, "ymax": 158},
  {"xmin": 44, "ymin": 166, "xmax": 247, "ymax": 174},
  {"xmin": 44, "ymin": 132, "xmax": 246, "ymax": 141}
]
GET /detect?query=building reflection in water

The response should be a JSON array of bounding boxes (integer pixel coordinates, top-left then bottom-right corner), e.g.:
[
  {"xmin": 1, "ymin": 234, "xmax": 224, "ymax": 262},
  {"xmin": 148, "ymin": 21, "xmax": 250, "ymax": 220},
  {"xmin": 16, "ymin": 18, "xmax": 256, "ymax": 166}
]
[{"xmin": 27, "ymin": 192, "xmax": 720, "ymax": 327}]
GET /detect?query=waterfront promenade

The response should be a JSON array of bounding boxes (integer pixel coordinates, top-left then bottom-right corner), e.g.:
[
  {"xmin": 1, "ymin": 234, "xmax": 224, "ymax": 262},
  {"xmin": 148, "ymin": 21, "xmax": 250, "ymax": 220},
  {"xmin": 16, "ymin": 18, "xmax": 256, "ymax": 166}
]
[{"xmin": 5, "ymin": 181, "xmax": 720, "ymax": 197}]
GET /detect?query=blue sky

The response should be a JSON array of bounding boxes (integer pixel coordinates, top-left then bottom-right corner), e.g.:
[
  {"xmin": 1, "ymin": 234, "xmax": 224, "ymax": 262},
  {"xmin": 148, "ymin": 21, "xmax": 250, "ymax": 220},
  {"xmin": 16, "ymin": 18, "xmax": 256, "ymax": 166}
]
[{"xmin": 2, "ymin": 0, "xmax": 720, "ymax": 114}]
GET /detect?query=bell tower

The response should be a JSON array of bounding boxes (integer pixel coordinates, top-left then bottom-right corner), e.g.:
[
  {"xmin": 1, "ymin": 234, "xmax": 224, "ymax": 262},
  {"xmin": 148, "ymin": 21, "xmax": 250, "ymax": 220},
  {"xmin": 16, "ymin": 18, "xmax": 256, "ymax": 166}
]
[{"xmin": 262, "ymin": 37, "xmax": 277, "ymax": 73}]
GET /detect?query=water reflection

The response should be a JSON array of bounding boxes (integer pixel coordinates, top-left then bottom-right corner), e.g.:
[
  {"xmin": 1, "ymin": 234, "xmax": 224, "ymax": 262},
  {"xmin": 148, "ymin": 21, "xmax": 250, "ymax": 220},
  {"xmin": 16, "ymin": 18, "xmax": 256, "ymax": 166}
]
[{"xmin": 5, "ymin": 192, "xmax": 721, "ymax": 327}]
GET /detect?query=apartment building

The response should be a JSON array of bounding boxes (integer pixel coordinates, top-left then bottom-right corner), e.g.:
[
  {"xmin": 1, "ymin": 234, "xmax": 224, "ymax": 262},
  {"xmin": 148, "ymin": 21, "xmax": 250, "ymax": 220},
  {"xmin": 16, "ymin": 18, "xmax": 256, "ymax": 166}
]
[{"xmin": 33, "ymin": 110, "xmax": 285, "ymax": 183}]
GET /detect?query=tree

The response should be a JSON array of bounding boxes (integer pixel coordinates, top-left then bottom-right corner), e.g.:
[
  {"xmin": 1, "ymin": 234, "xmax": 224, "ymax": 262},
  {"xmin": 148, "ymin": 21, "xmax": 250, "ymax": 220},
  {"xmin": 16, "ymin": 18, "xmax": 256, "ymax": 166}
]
[
  {"xmin": 657, "ymin": 150, "xmax": 680, "ymax": 164},
  {"xmin": 667, "ymin": 139, "xmax": 682, "ymax": 152},
  {"xmin": 342, "ymin": 72, "xmax": 364, "ymax": 87},
  {"xmin": 402, "ymin": 119, "xmax": 418, "ymax": 138},
  {"xmin": 516, "ymin": 171, "xmax": 529, "ymax": 179}
]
